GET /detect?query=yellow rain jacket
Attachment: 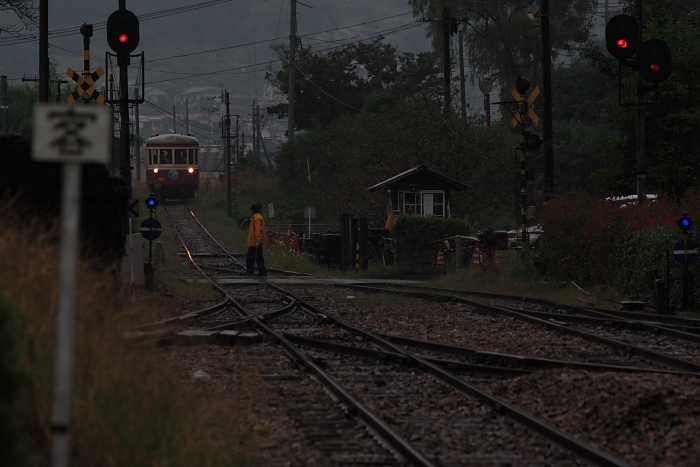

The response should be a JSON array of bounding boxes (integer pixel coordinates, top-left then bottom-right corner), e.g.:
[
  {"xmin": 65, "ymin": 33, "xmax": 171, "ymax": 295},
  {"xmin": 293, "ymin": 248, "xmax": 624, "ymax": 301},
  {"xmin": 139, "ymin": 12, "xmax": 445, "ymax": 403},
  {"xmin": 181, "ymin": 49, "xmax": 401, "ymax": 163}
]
[{"xmin": 247, "ymin": 213, "xmax": 268, "ymax": 247}]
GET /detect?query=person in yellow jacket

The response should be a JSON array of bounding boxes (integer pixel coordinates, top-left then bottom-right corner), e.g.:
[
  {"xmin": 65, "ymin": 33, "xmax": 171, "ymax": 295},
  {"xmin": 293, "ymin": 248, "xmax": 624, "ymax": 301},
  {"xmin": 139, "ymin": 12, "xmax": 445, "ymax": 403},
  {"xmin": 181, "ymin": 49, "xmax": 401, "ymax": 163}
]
[{"xmin": 246, "ymin": 202, "xmax": 268, "ymax": 276}]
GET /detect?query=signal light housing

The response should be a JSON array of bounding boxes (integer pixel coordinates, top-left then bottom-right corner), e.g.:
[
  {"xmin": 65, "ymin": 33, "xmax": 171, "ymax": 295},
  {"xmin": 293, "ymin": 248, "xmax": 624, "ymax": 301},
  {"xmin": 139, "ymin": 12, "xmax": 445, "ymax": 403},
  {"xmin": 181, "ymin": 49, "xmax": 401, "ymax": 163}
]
[
  {"xmin": 523, "ymin": 131, "xmax": 543, "ymax": 152},
  {"xmin": 107, "ymin": 9, "xmax": 140, "ymax": 56},
  {"xmin": 145, "ymin": 193, "xmax": 159, "ymax": 209},
  {"xmin": 515, "ymin": 76, "xmax": 530, "ymax": 95},
  {"xmin": 678, "ymin": 212, "xmax": 692, "ymax": 232},
  {"xmin": 605, "ymin": 15, "xmax": 640, "ymax": 60},
  {"xmin": 637, "ymin": 39, "xmax": 672, "ymax": 84}
]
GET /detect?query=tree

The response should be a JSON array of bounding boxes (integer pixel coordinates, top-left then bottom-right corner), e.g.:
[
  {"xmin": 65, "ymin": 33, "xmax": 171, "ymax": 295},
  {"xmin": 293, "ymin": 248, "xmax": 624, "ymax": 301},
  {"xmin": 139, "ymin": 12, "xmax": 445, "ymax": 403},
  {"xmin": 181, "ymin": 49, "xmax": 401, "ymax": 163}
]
[
  {"xmin": 265, "ymin": 39, "xmax": 442, "ymax": 133},
  {"xmin": 273, "ymin": 96, "xmax": 516, "ymax": 229},
  {"xmin": 407, "ymin": 0, "xmax": 597, "ymax": 96},
  {"xmin": 589, "ymin": 1, "xmax": 700, "ymax": 197},
  {"xmin": 1, "ymin": 0, "xmax": 38, "ymax": 37}
]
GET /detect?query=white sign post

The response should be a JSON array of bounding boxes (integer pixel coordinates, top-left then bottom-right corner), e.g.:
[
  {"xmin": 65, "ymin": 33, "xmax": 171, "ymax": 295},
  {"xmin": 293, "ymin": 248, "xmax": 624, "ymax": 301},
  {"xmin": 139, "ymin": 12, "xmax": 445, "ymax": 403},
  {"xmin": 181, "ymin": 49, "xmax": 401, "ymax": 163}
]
[
  {"xmin": 304, "ymin": 206, "xmax": 315, "ymax": 238},
  {"xmin": 33, "ymin": 104, "xmax": 110, "ymax": 467}
]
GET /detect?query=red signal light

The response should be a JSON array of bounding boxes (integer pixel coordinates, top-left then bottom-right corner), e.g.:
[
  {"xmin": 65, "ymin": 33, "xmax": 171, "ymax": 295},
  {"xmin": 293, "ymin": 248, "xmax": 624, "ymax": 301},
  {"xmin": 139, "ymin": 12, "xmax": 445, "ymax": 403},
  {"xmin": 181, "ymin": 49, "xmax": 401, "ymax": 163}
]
[
  {"xmin": 119, "ymin": 33, "xmax": 129, "ymax": 43},
  {"xmin": 650, "ymin": 63, "xmax": 661, "ymax": 72},
  {"xmin": 617, "ymin": 38, "xmax": 629, "ymax": 49}
]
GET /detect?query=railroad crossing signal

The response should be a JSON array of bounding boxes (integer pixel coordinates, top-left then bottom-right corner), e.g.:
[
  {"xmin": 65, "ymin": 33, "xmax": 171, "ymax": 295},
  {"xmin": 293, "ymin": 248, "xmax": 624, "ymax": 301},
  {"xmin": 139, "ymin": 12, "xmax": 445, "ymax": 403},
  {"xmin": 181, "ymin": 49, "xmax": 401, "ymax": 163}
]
[
  {"xmin": 127, "ymin": 199, "xmax": 139, "ymax": 218},
  {"xmin": 637, "ymin": 39, "xmax": 673, "ymax": 84},
  {"xmin": 605, "ymin": 15, "xmax": 640, "ymax": 60},
  {"xmin": 107, "ymin": 9, "xmax": 140, "ymax": 55},
  {"xmin": 605, "ymin": 14, "xmax": 672, "ymax": 86},
  {"xmin": 511, "ymin": 86, "xmax": 540, "ymax": 127},
  {"xmin": 66, "ymin": 67, "xmax": 105, "ymax": 105}
]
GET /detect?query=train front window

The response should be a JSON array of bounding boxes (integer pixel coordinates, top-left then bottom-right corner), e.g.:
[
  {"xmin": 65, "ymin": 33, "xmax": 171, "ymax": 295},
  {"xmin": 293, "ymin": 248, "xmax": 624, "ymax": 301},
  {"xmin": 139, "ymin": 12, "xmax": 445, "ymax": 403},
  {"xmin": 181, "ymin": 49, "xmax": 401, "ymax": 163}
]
[
  {"xmin": 160, "ymin": 149, "xmax": 172, "ymax": 164},
  {"xmin": 175, "ymin": 149, "xmax": 188, "ymax": 165},
  {"xmin": 188, "ymin": 149, "xmax": 198, "ymax": 166}
]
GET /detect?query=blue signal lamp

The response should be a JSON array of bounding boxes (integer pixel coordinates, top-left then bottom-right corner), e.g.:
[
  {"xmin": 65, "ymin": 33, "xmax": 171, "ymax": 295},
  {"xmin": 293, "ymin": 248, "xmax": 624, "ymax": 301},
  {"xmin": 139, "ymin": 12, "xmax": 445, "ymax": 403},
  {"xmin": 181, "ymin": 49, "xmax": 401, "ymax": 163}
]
[
  {"xmin": 145, "ymin": 193, "xmax": 159, "ymax": 209},
  {"xmin": 678, "ymin": 212, "xmax": 692, "ymax": 232}
]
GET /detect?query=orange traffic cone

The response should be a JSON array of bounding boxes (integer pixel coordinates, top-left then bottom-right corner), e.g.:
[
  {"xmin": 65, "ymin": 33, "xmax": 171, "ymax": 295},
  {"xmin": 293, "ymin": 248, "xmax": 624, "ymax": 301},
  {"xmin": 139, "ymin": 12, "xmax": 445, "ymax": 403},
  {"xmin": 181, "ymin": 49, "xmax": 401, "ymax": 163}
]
[
  {"xmin": 469, "ymin": 243, "xmax": 483, "ymax": 270},
  {"xmin": 437, "ymin": 249, "xmax": 445, "ymax": 267}
]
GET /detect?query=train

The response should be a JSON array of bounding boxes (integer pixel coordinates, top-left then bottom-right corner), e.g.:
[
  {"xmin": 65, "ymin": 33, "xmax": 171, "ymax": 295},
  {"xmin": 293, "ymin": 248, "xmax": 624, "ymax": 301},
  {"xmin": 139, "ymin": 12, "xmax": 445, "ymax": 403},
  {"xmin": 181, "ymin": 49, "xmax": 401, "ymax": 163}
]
[{"xmin": 145, "ymin": 134, "xmax": 200, "ymax": 200}]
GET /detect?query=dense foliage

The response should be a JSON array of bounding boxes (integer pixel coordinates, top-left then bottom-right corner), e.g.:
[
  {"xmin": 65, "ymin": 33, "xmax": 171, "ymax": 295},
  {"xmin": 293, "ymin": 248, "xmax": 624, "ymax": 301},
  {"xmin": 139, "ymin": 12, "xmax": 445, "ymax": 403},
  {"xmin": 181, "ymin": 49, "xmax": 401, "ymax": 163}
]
[
  {"xmin": 0, "ymin": 294, "xmax": 30, "ymax": 467},
  {"xmin": 407, "ymin": 0, "xmax": 597, "ymax": 95},
  {"xmin": 391, "ymin": 214, "xmax": 472, "ymax": 264},
  {"xmin": 537, "ymin": 189, "xmax": 700, "ymax": 303},
  {"xmin": 265, "ymin": 39, "xmax": 442, "ymax": 133},
  {"xmin": 273, "ymin": 95, "xmax": 516, "ymax": 229}
]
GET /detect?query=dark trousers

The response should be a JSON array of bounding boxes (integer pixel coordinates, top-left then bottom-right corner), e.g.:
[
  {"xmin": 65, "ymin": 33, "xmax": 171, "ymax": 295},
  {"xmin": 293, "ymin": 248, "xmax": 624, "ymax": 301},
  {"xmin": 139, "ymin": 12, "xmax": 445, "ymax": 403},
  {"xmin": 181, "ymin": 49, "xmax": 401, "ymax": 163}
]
[{"xmin": 246, "ymin": 246, "xmax": 267, "ymax": 275}]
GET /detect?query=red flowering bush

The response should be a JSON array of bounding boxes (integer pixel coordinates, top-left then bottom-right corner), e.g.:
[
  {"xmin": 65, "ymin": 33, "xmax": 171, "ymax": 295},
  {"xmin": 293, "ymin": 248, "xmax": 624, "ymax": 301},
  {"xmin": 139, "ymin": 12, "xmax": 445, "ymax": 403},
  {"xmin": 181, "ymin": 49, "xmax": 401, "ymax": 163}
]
[{"xmin": 538, "ymin": 188, "xmax": 700, "ymax": 300}]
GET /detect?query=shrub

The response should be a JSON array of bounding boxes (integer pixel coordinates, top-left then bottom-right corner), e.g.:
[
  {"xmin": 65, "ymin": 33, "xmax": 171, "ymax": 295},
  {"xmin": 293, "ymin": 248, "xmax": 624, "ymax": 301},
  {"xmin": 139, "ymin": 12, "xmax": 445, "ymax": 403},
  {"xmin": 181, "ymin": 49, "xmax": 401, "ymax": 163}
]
[
  {"xmin": 391, "ymin": 215, "xmax": 472, "ymax": 265},
  {"xmin": 0, "ymin": 293, "xmax": 31, "ymax": 467},
  {"xmin": 538, "ymin": 188, "xmax": 700, "ymax": 303}
]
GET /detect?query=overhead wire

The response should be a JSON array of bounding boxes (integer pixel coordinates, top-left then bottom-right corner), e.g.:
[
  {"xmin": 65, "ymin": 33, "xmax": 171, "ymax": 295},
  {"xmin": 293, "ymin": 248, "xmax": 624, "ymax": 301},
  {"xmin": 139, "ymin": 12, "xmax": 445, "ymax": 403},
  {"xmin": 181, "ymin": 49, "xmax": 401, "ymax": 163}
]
[
  {"xmin": 0, "ymin": 0, "xmax": 237, "ymax": 47},
  {"xmin": 143, "ymin": 99, "xmax": 214, "ymax": 141},
  {"xmin": 144, "ymin": 20, "xmax": 425, "ymax": 85}
]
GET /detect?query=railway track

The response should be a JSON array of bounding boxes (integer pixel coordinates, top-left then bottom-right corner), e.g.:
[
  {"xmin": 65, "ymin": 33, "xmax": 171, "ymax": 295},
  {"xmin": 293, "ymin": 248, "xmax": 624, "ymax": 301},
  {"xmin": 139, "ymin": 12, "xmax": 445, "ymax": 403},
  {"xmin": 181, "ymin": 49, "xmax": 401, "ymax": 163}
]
[{"xmin": 140, "ymin": 204, "xmax": 700, "ymax": 467}]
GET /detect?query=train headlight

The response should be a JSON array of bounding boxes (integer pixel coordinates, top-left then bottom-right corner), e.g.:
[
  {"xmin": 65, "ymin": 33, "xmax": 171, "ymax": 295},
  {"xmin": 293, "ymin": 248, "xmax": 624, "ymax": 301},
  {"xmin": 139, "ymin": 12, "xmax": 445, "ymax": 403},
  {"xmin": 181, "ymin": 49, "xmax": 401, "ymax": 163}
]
[
  {"xmin": 153, "ymin": 168, "xmax": 159, "ymax": 174},
  {"xmin": 188, "ymin": 167, "xmax": 194, "ymax": 173}
]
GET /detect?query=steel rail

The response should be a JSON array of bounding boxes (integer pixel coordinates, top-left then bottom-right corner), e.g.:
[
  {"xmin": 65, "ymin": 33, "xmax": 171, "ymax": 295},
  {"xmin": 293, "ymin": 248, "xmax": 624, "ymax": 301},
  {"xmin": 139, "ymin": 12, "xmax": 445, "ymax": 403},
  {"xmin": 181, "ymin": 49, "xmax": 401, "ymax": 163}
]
[
  {"xmin": 265, "ymin": 282, "xmax": 632, "ymax": 467},
  {"xmin": 500, "ymin": 306, "xmax": 700, "ymax": 345},
  {"xmin": 184, "ymin": 204, "xmax": 312, "ymax": 276},
  {"xmin": 377, "ymin": 333, "xmax": 698, "ymax": 376},
  {"xmin": 182, "ymin": 203, "xmax": 248, "ymax": 271},
  {"xmin": 345, "ymin": 284, "xmax": 700, "ymax": 374},
  {"xmin": 359, "ymin": 282, "xmax": 700, "ymax": 328},
  {"xmin": 228, "ymin": 300, "xmax": 439, "ymax": 467},
  {"xmin": 159, "ymin": 208, "xmax": 630, "ymax": 465},
  {"xmin": 282, "ymin": 332, "xmax": 533, "ymax": 377}
]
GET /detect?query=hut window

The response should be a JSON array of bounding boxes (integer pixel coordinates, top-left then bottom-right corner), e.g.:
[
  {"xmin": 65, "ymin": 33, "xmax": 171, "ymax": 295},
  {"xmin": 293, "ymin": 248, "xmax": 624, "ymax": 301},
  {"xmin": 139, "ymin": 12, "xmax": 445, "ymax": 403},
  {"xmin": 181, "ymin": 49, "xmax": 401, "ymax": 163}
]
[{"xmin": 398, "ymin": 190, "xmax": 445, "ymax": 217}]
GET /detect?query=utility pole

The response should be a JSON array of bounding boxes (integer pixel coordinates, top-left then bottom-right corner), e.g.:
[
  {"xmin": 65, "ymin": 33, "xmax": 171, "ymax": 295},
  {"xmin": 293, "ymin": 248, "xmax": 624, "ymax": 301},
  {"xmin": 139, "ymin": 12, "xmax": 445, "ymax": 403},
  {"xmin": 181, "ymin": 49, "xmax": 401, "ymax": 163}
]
[
  {"xmin": 185, "ymin": 98, "xmax": 189, "ymax": 134},
  {"xmin": 442, "ymin": 6, "xmax": 451, "ymax": 112},
  {"xmin": 288, "ymin": 0, "xmax": 297, "ymax": 143},
  {"xmin": 252, "ymin": 100, "xmax": 258, "ymax": 158},
  {"xmin": 135, "ymin": 87, "xmax": 141, "ymax": 184},
  {"xmin": 55, "ymin": 79, "xmax": 67, "ymax": 103},
  {"xmin": 39, "ymin": 0, "xmax": 49, "ymax": 102},
  {"xmin": 635, "ymin": 0, "xmax": 647, "ymax": 203},
  {"xmin": 541, "ymin": 0, "xmax": 554, "ymax": 201},
  {"xmin": 1, "ymin": 76, "xmax": 8, "ymax": 135},
  {"xmin": 80, "ymin": 24, "xmax": 92, "ymax": 105},
  {"xmin": 458, "ymin": 29, "xmax": 467, "ymax": 118},
  {"xmin": 172, "ymin": 105, "xmax": 177, "ymax": 134},
  {"xmin": 225, "ymin": 91, "xmax": 232, "ymax": 217}
]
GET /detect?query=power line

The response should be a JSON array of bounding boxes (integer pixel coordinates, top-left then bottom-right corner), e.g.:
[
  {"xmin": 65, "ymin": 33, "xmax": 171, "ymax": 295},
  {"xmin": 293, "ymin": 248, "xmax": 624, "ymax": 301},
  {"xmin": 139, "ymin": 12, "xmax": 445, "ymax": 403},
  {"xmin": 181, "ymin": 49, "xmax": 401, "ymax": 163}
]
[
  {"xmin": 0, "ymin": 0, "xmax": 236, "ymax": 47},
  {"xmin": 144, "ymin": 20, "xmax": 424, "ymax": 85}
]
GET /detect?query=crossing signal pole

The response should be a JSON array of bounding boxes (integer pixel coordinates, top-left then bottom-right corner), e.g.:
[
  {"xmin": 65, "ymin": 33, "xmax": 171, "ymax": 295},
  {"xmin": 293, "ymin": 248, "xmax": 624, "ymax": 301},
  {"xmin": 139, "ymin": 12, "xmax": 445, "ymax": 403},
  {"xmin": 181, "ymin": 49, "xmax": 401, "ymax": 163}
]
[
  {"xmin": 540, "ymin": 0, "xmax": 554, "ymax": 201},
  {"xmin": 288, "ymin": 0, "xmax": 297, "ymax": 143},
  {"xmin": 442, "ymin": 6, "xmax": 451, "ymax": 112}
]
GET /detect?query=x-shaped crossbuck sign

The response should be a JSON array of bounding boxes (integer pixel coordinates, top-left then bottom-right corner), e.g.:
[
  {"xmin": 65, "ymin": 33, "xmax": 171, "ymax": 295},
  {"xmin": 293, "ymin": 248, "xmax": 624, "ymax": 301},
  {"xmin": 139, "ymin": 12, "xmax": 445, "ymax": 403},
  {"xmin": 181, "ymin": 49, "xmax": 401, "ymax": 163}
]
[
  {"xmin": 511, "ymin": 86, "xmax": 540, "ymax": 127},
  {"xmin": 66, "ymin": 67, "xmax": 105, "ymax": 105}
]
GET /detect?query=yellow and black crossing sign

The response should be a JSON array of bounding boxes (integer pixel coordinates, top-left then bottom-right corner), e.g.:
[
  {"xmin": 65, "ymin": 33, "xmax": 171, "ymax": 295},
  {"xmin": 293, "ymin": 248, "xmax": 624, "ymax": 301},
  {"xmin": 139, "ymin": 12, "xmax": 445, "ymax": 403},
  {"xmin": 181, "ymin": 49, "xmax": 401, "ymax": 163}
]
[
  {"xmin": 66, "ymin": 67, "xmax": 105, "ymax": 105},
  {"xmin": 511, "ymin": 85, "xmax": 540, "ymax": 127},
  {"xmin": 127, "ymin": 199, "xmax": 140, "ymax": 218}
]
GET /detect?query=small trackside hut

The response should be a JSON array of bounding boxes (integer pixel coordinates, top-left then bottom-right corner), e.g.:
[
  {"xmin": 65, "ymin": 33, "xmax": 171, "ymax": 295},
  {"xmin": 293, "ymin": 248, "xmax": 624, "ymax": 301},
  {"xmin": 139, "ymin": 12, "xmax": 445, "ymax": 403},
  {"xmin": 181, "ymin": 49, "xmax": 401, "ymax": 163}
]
[
  {"xmin": 367, "ymin": 165, "xmax": 469, "ymax": 220},
  {"xmin": 145, "ymin": 134, "xmax": 200, "ymax": 200}
]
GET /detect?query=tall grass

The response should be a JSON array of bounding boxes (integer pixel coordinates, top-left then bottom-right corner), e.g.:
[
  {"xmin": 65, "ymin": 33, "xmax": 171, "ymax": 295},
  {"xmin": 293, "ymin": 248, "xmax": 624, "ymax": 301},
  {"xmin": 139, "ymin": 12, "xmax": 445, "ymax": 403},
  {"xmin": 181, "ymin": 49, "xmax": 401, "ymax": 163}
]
[
  {"xmin": 0, "ymin": 199, "xmax": 266, "ymax": 467},
  {"xmin": 431, "ymin": 250, "xmax": 624, "ymax": 308}
]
